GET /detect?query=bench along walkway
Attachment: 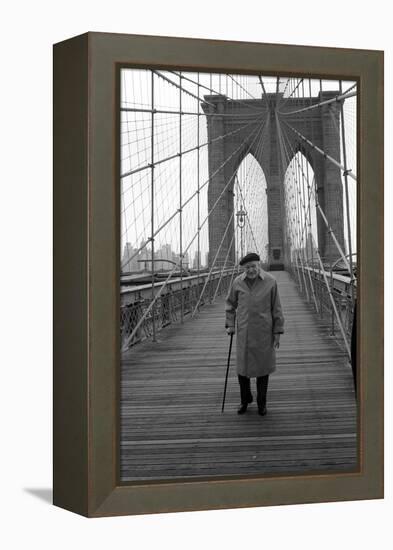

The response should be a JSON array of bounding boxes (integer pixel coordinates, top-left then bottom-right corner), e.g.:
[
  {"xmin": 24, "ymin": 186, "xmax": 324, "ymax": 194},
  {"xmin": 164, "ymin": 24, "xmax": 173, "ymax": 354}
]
[{"xmin": 120, "ymin": 271, "xmax": 357, "ymax": 481}]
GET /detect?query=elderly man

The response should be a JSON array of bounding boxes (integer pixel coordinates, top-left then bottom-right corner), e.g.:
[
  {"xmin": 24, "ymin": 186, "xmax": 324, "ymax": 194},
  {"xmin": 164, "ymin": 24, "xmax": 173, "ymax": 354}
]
[{"xmin": 225, "ymin": 252, "xmax": 284, "ymax": 416}]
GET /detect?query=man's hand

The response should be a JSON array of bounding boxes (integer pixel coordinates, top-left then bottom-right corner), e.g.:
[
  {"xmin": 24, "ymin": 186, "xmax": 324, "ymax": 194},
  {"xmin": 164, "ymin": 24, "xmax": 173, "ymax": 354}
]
[
  {"xmin": 273, "ymin": 334, "xmax": 280, "ymax": 349},
  {"xmin": 226, "ymin": 327, "xmax": 235, "ymax": 335}
]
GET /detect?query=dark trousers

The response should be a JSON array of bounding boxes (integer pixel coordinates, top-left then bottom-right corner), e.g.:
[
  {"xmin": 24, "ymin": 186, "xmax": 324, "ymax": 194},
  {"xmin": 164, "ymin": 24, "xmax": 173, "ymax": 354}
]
[{"xmin": 238, "ymin": 374, "xmax": 269, "ymax": 409}]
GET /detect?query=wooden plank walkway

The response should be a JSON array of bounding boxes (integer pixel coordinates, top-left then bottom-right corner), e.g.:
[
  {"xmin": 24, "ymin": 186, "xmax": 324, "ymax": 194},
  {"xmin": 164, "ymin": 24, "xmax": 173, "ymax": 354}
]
[{"xmin": 120, "ymin": 271, "xmax": 357, "ymax": 481}]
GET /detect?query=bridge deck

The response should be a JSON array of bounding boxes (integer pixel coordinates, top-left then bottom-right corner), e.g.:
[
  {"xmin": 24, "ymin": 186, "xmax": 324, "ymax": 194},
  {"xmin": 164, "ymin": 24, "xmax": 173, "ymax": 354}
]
[{"xmin": 120, "ymin": 271, "xmax": 357, "ymax": 481}]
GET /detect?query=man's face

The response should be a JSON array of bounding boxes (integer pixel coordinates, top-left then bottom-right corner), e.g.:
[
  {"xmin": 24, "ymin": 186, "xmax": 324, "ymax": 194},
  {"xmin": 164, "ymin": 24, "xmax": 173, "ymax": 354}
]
[{"xmin": 243, "ymin": 261, "xmax": 259, "ymax": 279}]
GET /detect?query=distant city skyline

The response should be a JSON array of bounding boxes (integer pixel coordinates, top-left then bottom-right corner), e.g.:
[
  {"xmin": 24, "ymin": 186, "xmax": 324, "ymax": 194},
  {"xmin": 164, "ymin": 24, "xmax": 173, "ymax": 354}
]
[{"xmin": 121, "ymin": 240, "xmax": 206, "ymax": 273}]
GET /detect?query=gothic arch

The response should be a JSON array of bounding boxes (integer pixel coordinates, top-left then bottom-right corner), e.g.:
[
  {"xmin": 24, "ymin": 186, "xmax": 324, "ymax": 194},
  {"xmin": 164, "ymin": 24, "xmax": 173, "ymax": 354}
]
[
  {"xmin": 283, "ymin": 151, "xmax": 319, "ymax": 259},
  {"xmin": 234, "ymin": 153, "xmax": 269, "ymax": 263},
  {"xmin": 202, "ymin": 91, "xmax": 344, "ymax": 269}
]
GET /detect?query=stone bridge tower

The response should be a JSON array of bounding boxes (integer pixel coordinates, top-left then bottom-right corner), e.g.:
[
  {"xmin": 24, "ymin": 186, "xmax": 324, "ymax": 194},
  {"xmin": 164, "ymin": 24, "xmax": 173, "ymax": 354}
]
[{"xmin": 202, "ymin": 92, "xmax": 344, "ymax": 270}]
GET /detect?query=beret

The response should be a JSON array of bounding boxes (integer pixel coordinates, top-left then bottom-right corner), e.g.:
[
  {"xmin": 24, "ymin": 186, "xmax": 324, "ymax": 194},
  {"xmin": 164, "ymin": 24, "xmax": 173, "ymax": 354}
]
[{"xmin": 239, "ymin": 252, "xmax": 260, "ymax": 265}]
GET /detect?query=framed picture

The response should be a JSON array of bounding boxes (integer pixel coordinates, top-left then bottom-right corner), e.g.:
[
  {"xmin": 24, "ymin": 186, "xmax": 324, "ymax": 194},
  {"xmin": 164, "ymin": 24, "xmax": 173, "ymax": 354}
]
[{"xmin": 53, "ymin": 32, "xmax": 383, "ymax": 517}]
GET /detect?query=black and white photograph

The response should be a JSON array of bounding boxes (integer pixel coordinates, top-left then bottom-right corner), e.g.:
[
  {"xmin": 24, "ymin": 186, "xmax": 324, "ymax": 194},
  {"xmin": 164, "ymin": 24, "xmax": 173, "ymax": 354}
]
[
  {"xmin": 4, "ymin": 0, "xmax": 389, "ymax": 543},
  {"xmin": 119, "ymin": 70, "xmax": 358, "ymax": 481}
]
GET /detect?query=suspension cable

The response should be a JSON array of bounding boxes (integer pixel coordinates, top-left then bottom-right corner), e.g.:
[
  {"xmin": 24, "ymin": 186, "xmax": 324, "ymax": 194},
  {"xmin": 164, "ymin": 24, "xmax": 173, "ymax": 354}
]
[
  {"xmin": 279, "ymin": 119, "xmax": 351, "ymax": 272},
  {"xmin": 258, "ymin": 76, "xmax": 271, "ymax": 110},
  {"xmin": 192, "ymin": 210, "xmax": 236, "ymax": 315},
  {"xmin": 234, "ymin": 175, "xmax": 261, "ymax": 256},
  {"xmin": 278, "ymin": 89, "xmax": 356, "ymax": 115},
  {"xmin": 153, "ymin": 70, "xmax": 214, "ymax": 106},
  {"xmin": 277, "ymin": 111, "xmax": 320, "ymax": 308},
  {"xmin": 276, "ymin": 113, "xmax": 307, "ymax": 293},
  {"xmin": 212, "ymin": 230, "xmax": 236, "ymax": 302},
  {"xmin": 278, "ymin": 78, "xmax": 304, "ymax": 112},
  {"xmin": 278, "ymin": 114, "xmax": 354, "ymax": 346},
  {"xmin": 170, "ymin": 70, "xmax": 266, "ymax": 113},
  {"xmin": 227, "ymin": 74, "xmax": 258, "ymax": 100},
  {"xmin": 281, "ymin": 119, "xmax": 357, "ymax": 181},
  {"xmin": 122, "ymin": 114, "xmax": 267, "ymax": 270},
  {"xmin": 339, "ymin": 80, "xmax": 354, "ymax": 282},
  {"xmin": 121, "ymin": 115, "xmax": 264, "ymax": 179},
  {"xmin": 122, "ymin": 115, "xmax": 268, "ymax": 332}
]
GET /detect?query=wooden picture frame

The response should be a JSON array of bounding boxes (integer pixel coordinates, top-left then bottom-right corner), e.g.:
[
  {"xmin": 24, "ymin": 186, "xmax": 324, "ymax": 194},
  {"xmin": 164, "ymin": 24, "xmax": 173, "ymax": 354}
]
[{"xmin": 53, "ymin": 32, "xmax": 383, "ymax": 517}]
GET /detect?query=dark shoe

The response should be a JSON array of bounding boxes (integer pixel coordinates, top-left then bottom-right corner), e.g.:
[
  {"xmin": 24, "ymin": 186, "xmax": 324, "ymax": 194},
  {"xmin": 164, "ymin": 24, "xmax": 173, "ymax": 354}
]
[
  {"xmin": 238, "ymin": 394, "xmax": 253, "ymax": 414},
  {"xmin": 237, "ymin": 404, "xmax": 248, "ymax": 414},
  {"xmin": 258, "ymin": 407, "xmax": 267, "ymax": 416}
]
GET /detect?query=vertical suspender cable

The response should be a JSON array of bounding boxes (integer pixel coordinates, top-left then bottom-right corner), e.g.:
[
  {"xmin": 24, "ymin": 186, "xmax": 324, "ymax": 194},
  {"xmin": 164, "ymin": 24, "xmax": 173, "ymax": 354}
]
[
  {"xmin": 276, "ymin": 110, "xmax": 300, "ymax": 285},
  {"xmin": 179, "ymin": 72, "xmax": 184, "ymax": 322},
  {"xmin": 197, "ymin": 72, "xmax": 201, "ymax": 306},
  {"xmin": 305, "ymin": 78, "xmax": 320, "ymax": 312},
  {"xmin": 278, "ymin": 112, "xmax": 307, "ymax": 294},
  {"xmin": 293, "ymin": 147, "xmax": 305, "ymax": 288},
  {"xmin": 299, "ymin": 81, "xmax": 310, "ymax": 301},
  {"xmin": 150, "ymin": 70, "xmax": 157, "ymax": 341},
  {"xmin": 339, "ymin": 80, "xmax": 354, "ymax": 282}
]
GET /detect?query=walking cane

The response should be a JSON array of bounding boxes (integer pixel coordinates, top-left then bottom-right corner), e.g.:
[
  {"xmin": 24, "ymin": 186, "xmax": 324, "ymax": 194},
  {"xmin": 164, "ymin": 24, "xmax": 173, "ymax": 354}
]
[{"xmin": 221, "ymin": 333, "xmax": 234, "ymax": 413}]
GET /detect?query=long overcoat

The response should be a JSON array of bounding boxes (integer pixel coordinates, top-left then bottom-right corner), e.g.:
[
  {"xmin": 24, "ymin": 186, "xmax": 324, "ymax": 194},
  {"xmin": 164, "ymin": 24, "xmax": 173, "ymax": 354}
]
[{"xmin": 225, "ymin": 269, "xmax": 284, "ymax": 378}]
